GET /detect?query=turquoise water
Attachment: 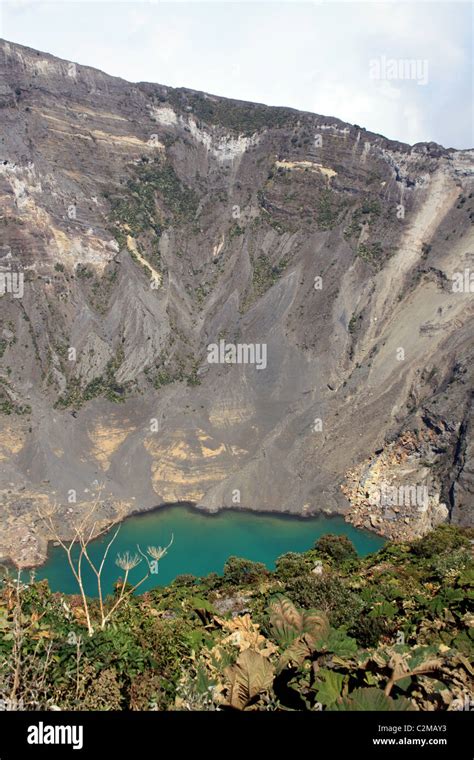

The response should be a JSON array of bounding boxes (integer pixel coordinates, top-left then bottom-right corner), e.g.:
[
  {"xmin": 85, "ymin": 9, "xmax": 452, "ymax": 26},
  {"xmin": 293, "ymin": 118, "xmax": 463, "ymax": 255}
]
[{"xmin": 34, "ymin": 505, "xmax": 385, "ymax": 597}]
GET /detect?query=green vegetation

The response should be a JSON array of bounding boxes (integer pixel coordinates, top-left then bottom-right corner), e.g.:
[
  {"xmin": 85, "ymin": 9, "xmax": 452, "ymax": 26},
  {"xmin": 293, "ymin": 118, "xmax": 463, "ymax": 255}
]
[
  {"xmin": 0, "ymin": 397, "xmax": 31, "ymax": 416},
  {"xmin": 344, "ymin": 197, "xmax": 381, "ymax": 240},
  {"xmin": 55, "ymin": 350, "xmax": 127, "ymax": 408},
  {"xmin": 240, "ymin": 250, "xmax": 289, "ymax": 311},
  {"xmin": 90, "ymin": 264, "xmax": 119, "ymax": 315},
  {"xmin": 357, "ymin": 241, "xmax": 385, "ymax": 268},
  {"xmin": 314, "ymin": 534, "xmax": 358, "ymax": 563},
  {"xmin": 360, "ymin": 198, "xmax": 381, "ymax": 216},
  {"xmin": 348, "ymin": 311, "xmax": 363, "ymax": 335},
  {"xmin": 260, "ymin": 170, "xmax": 345, "ymax": 233},
  {"xmin": 133, "ymin": 159, "xmax": 198, "ymax": 224},
  {"xmin": 0, "ymin": 380, "xmax": 31, "ymax": 416},
  {"xmin": 145, "ymin": 356, "xmax": 201, "ymax": 389},
  {"xmin": 186, "ymin": 361, "xmax": 201, "ymax": 387},
  {"xmin": 166, "ymin": 90, "xmax": 297, "ymax": 136},
  {"xmin": 107, "ymin": 157, "xmax": 198, "ymax": 278},
  {"xmin": 110, "ymin": 157, "xmax": 198, "ymax": 240},
  {"xmin": 191, "ymin": 269, "xmax": 220, "ymax": 308},
  {"xmin": 316, "ymin": 189, "xmax": 345, "ymax": 231},
  {"xmin": 251, "ymin": 254, "xmax": 288, "ymax": 298},
  {"xmin": 228, "ymin": 222, "xmax": 245, "ymax": 240},
  {"xmin": 148, "ymin": 368, "xmax": 179, "ymax": 388},
  {"xmin": 1, "ymin": 526, "xmax": 472, "ymax": 711},
  {"xmin": 75, "ymin": 264, "xmax": 93, "ymax": 280}
]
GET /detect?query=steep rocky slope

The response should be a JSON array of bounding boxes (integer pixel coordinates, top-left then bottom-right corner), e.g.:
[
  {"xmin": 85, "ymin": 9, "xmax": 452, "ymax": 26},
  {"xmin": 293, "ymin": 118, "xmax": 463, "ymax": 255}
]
[{"xmin": 0, "ymin": 39, "xmax": 472, "ymax": 566}]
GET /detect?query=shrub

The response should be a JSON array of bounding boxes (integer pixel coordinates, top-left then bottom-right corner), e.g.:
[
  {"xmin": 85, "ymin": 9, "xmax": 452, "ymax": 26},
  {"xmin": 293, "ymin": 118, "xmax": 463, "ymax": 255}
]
[
  {"xmin": 314, "ymin": 534, "xmax": 357, "ymax": 563},
  {"xmin": 285, "ymin": 575, "xmax": 364, "ymax": 628},
  {"xmin": 172, "ymin": 574, "xmax": 198, "ymax": 588},
  {"xmin": 411, "ymin": 525, "xmax": 470, "ymax": 559},
  {"xmin": 275, "ymin": 552, "xmax": 311, "ymax": 581},
  {"xmin": 72, "ymin": 665, "xmax": 123, "ymax": 710},
  {"xmin": 222, "ymin": 556, "xmax": 269, "ymax": 586},
  {"xmin": 48, "ymin": 659, "xmax": 124, "ymax": 711},
  {"xmin": 357, "ymin": 241, "xmax": 384, "ymax": 267},
  {"xmin": 431, "ymin": 548, "xmax": 472, "ymax": 581},
  {"xmin": 129, "ymin": 670, "xmax": 168, "ymax": 710},
  {"xmin": 349, "ymin": 615, "xmax": 395, "ymax": 648}
]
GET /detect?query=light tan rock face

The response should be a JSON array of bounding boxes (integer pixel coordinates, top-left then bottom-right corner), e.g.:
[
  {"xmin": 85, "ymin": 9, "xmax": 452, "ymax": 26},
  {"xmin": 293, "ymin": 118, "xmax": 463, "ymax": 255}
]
[
  {"xmin": 0, "ymin": 39, "xmax": 473, "ymax": 565},
  {"xmin": 342, "ymin": 431, "xmax": 451, "ymax": 540}
]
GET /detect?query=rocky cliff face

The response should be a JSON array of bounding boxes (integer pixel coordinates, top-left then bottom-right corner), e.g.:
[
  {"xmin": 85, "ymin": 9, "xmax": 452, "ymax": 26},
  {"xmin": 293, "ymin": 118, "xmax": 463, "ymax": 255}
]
[{"xmin": 0, "ymin": 39, "xmax": 473, "ymax": 566}]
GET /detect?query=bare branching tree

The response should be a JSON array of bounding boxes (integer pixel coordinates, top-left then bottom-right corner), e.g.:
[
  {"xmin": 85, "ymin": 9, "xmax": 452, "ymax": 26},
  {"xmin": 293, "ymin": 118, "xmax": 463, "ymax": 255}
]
[
  {"xmin": 101, "ymin": 535, "xmax": 174, "ymax": 628},
  {"xmin": 37, "ymin": 494, "xmax": 173, "ymax": 635}
]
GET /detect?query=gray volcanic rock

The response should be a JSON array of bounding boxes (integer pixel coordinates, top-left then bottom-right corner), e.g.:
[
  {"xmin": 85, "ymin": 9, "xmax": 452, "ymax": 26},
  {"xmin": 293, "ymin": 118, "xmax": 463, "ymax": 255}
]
[{"xmin": 0, "ymin": 39, "xmax": 473, "ymax": 565}]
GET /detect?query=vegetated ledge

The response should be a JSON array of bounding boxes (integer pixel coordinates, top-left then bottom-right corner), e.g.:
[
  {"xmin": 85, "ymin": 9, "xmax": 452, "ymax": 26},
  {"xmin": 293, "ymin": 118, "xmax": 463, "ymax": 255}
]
[{"xmin": 0, "ymin": 525, "xmax": 472, "ymax": 711}]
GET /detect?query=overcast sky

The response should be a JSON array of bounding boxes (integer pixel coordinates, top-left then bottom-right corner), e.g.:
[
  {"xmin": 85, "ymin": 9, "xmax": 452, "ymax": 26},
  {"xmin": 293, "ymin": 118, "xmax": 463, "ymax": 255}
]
[{"xmin": 0, "ymin": 1, "xmax": 472, "ymax": 149}]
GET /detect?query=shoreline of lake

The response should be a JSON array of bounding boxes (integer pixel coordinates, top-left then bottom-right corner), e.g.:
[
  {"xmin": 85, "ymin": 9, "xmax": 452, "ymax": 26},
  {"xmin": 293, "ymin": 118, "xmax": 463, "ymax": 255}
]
[{"xmin": 31, "ymin": 503, "xmax": 386, "ymax": 596}]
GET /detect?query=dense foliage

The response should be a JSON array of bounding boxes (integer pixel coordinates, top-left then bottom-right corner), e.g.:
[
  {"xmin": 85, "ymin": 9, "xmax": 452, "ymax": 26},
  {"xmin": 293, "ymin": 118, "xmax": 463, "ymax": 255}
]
[{"xmin": 0, "ymin": 527, "xmax": 472, "ymax": 711}]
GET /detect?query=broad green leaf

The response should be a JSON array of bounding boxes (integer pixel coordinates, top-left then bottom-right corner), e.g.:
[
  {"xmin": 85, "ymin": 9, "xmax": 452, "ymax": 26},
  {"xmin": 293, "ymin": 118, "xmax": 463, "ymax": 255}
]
[
  {"xmin": 395, "ymin": 676, "xmax": 412, "ymax": 691},
  {"xmin": 408, "ymin": 645, "xmax": 439, "ymax": 670},
  {"xmin": 314, "ymin": 669, "xmax": 345, "ymax": 706},
  {"xmin": 321, "ymin": 628, "xmax": 358, "ymax": 657},
  {"xmin": 186, "ymin": 596, "xmax": 215, "ymax": 612},
  {"xmin": 330, "ymin": 687, "xmax": 414, "ymax": 712},
  {"xmin": 369, "ymin": 601, "xmax": 397, "ymax": 619}
]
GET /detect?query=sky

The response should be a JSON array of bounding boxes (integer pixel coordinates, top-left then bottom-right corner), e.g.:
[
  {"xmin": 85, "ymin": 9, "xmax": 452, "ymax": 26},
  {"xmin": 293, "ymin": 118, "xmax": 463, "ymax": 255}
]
[{"xmin": 0, "ymin": 0, "xmax": 472, "ymax": 149}]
